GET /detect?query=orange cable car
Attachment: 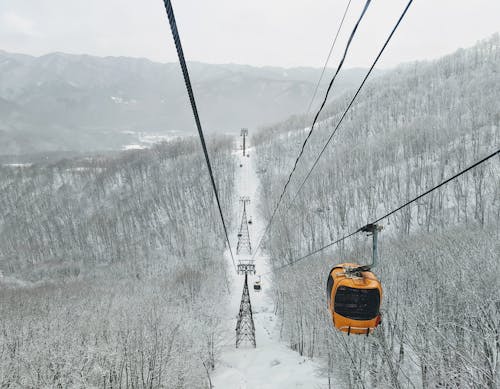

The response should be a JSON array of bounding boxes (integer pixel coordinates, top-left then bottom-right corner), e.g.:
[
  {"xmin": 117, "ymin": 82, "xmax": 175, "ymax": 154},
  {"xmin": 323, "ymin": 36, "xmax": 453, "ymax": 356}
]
[{"xmin": 326, "ymin": 224, "xmax": 383, "ymax": 335}]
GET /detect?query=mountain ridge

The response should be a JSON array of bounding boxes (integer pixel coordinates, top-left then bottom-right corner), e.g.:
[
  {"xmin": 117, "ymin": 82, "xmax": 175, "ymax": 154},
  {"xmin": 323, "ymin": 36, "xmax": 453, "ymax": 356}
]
[{"xmin": 0, "ymin": 50, "xmax": 379, "ymax": 155}]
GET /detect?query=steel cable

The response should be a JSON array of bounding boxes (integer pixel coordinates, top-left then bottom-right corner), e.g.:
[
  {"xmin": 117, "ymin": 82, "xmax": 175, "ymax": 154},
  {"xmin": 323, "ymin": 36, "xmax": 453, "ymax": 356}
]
[
  {"xmin": 267, "ymin": 147, "xmax": 499, "ymax": 274},
  {"xmin": 305, "ymin": 0, "xmax": 353, "ymax": 114},
  {"xmin": 162, "ymin": 0, "xmax": 236, "ymax": 271},
  {"xmin": 252, "ymin": 0, "xmax": 373, "ymax": 260}
]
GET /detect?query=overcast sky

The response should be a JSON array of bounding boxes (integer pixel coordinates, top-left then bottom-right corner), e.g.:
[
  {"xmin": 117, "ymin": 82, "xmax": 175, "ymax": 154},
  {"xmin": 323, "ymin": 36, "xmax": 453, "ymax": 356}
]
[{"xmin": 1, "ymin": 0, "xmax": 499, "ymax": 69}]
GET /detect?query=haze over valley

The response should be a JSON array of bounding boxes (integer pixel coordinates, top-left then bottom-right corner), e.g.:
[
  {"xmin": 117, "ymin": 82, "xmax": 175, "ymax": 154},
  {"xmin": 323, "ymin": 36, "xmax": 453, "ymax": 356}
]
[{"xmin": 0, "ymin": 50, "xmax": 381, "ymax": 156}]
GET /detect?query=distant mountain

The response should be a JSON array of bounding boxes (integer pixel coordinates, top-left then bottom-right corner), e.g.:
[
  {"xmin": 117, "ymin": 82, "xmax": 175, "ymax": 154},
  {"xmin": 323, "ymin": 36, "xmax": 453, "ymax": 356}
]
[{"xmin": 0, "ymin": 50, "xmax": 381, "ymax": 155}]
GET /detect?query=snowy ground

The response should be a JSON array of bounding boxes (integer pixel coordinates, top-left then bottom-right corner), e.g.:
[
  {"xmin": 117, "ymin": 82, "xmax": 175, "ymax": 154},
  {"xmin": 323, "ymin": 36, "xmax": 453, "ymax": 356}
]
[{"xmin": 212, "ymin": 144, "xmax": 329, "ymax": 388}]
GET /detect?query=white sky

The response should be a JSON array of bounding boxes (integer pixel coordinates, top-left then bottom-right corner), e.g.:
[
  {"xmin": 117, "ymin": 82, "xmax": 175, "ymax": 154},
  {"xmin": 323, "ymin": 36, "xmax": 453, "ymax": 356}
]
[{"xmin": 1, "ymin": 0, "xmax": 499, "ymax": 68}]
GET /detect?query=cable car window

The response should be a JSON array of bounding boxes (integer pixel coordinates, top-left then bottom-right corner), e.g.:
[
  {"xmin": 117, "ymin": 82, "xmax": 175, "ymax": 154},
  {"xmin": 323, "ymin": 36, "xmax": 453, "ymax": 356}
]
[
  {"xmin": 334, "ymin": 286, "xmax": 380, "ymax": 320},
  {"xmin": 326, "ymin": 275, "xmax": 334, "ymax": 305}
]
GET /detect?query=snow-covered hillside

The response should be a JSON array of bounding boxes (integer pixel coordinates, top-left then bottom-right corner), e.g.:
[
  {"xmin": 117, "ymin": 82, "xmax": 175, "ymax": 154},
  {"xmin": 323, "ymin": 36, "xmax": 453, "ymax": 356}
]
[
  {"xmin": 0, "ymin": 29, "xmax": 498, "ymax": 389},
  {"xmin": 0, "ymin": 137, "xmax": 237, "ymax": 387},
  {"xmin": 252, "ymin": 35, "xmax": 500, "ymax": 388}
]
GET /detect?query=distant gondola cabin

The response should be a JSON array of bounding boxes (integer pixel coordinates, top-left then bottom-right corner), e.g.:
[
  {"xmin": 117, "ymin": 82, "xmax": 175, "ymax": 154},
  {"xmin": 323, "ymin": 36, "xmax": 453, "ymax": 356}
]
[{"xmin": 326, "ymin": 263, "xmax": 382, "ymax": 335}]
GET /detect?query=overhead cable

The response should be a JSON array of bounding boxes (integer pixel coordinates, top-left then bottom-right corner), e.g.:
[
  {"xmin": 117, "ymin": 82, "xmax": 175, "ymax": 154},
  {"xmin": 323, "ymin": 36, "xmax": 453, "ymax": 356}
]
[
  {"xmin": 252, "ymin": 0, "xmax": 373, "ymax": 260},
  {"xmin": 287, "ymin": 0, "xmax": 415, "ymax": 210},
  {"xmin": 161, "ymin": 0, "xmax": 236, "ymax": 271},
  {"xmin": 305, "ymin": 0, "xmax": 353, "ymax": 114},
  {"xmin": 268, "ymin": 147, "xmax": 500, "ymax": 274}
]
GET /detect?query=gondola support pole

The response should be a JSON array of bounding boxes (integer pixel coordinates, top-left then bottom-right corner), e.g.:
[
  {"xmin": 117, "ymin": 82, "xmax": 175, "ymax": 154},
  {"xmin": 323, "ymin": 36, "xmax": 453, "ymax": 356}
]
[{"xmin": 361, "ymin": 223, "xmax": 383, "ymax": 269}]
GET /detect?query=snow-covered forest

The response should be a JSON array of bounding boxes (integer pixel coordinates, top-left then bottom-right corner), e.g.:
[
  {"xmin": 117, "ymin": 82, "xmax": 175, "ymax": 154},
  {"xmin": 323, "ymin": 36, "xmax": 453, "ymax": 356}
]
[
  {"xmin": 0, "ymin": 137, "xmax": 235, "ymax": 387},
  {"xmin": 1, "ymin": 12, "xmax": 499, "ymax": 388},
  {"xmin": 253, "ymin": 35, "xmax": 500, "ymax": 388}
]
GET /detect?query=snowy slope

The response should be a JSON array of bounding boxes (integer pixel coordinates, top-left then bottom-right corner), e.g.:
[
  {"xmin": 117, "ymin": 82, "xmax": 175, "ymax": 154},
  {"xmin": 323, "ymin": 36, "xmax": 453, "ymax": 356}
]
[{"xmin": 212, "ymin": 143, "xmax": 331, "ymax": 388}]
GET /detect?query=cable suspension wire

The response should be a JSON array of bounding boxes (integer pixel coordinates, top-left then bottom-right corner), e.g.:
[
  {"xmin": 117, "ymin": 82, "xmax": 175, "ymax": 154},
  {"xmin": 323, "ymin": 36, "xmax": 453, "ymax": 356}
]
[
  {"xmin": 371, "ymin": 148, "xmax": 500, "ymax": 224},
  {"xmin": 274, "ymin": 2, "xmax": 418, "ymax": 266},
  {"xmin": 267, "ymin": 147, "xmax": 500, "ymax": 274},
  {"xmin": 161, "ymin": 0, "xmax": 236, "ymax": 271},
  {"xmin": 253, "ymin": 0, "xmax": 414, "ymax": 261},
  {"xmin": 305, "ymin": 0, "xmax": 353, "ymax": 114},
  {"xmin": 252, "ymin": 0, "xmax": 372, "ymax": 260},
  {"xmin": 286, "ymin": 0, "xmax": 414, "ymax": 211}
]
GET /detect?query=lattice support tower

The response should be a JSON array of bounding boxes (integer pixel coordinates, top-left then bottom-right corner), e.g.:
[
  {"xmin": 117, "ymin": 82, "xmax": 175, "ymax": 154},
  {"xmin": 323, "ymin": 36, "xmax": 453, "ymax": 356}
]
[
  {"xmin": 237, "ymin": 259, "xmax": 256, "ymax": 275},
  {"xmin": 240, "ymin": 128, "xmax": 248, "ymax": 156},
  {"xmin": 235, "ymin": 273, "xmax": 256, "ymax": 348},
  {"xmin": 236, "ymin": 197, "xmax": 252, "ymax": 255}
]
